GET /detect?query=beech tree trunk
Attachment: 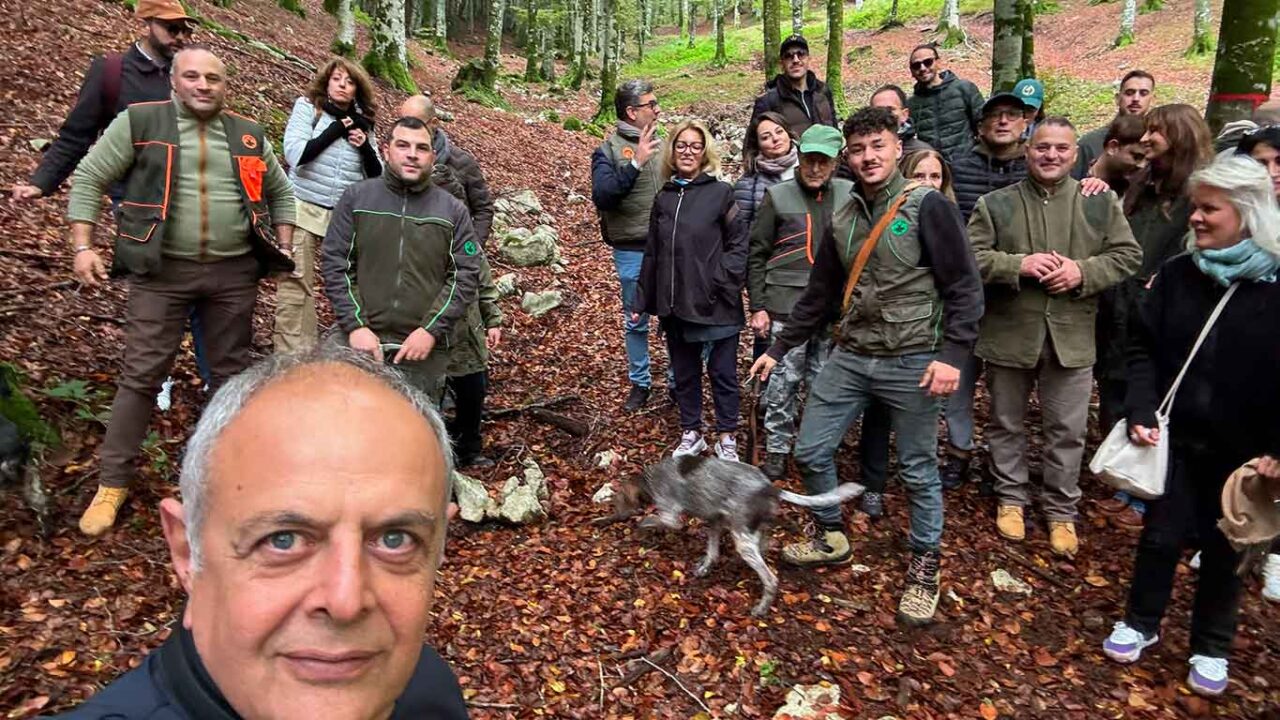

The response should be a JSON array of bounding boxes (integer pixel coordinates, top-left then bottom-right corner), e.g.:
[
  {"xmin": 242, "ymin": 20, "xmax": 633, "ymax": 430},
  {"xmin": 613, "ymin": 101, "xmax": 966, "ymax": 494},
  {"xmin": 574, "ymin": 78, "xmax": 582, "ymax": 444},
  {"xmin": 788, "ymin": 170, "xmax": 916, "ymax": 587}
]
[
  {"xmin": 365, "ymin": 0, "xmax": 417, "ymax": 92},
  {"xmin": 594, "ymin": 0, "xmax": 619, "ymax": 123},
  {"xmin": 1187, "ymin": 0, "xmax": 1214, "ymax": 55},
  {"xmin": 1115, "ymin": 0, "xmax": 1136, "ymax": 46},
  {"xmin": 789, "ymin": 0, "xmax": 802, "ymax": 34},
  {"xmin": 762, "ymin": 0, "xmax": 780, "ymax": 79},
  {"xmin": 991, "ymin": 0, "xmax": 1022, "ymax": 93},
  {"xmin": 713, "ymin": 0, "xmax": 727, "ymax": 65},
  {"xmin": 826, "ymin": 0, "xmax": 843, "ymax": 115},
  {"xmin": 335, "ymin": 0, "xmax": 356, "ymax": 55},
  {"xmin": 1205, "ymin": 0, "xmax": 1280, "ymax": 132},
  {"xmin": 937, "ymin": 0, "xmax": 965, "ymax": 47},
  {"xmin": 1020, "ymin": 0, "xmax": 1035, "ymax": 78}
]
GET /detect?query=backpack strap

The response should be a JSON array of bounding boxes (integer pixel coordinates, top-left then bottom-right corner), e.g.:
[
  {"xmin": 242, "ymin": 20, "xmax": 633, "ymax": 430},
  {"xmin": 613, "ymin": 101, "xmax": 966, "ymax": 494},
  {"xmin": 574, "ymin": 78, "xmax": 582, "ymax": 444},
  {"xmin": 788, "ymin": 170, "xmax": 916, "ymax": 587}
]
[
  {"xmin": 840, "ymin": 182, "xmax": 923, "ymax": 314},
  {"xmin": 100, "ymin": 52, "xmax": 125, "ymax": 125}
]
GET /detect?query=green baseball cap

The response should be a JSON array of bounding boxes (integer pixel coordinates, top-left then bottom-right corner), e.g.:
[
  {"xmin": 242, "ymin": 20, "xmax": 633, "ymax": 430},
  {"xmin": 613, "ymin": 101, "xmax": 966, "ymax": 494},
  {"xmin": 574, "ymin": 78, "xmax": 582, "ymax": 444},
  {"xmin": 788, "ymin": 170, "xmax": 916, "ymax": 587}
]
[
  {"xmin": 797, "ymin": 125, "xmax": 843, "ymax": 158},
  {"xmin": 1013, "ymin": 78, "xmax": 1044, "ymax": 110}
]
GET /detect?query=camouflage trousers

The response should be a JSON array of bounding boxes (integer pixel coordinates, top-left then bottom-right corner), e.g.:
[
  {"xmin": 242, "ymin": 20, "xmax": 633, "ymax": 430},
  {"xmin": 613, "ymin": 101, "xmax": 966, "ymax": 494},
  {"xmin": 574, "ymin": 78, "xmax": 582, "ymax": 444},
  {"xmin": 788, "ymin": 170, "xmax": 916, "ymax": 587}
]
[{"xmin": 763, "ymin": 320, "xmax": 831, "ymax": 453}]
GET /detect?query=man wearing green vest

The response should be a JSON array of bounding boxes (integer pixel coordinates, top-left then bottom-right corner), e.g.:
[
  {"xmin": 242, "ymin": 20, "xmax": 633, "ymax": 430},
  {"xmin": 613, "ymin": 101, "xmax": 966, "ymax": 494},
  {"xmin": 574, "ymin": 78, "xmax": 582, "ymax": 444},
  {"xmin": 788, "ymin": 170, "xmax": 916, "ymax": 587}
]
[
  {"xmin": 747, "ymin": 124, "xmax": 851, "ymax": 480},
  {"xmin": 969, "ymin": 118, "xmax": 1140, "ymax": 558},
  {"xmin": 591, "ymin": 80, "xmax": 664, "ymax": 412},
  {"xmin": 750, "ymin": 107, "xmax": 983, "ymax": 626},
  {"xmin": 66, "ymin": 47, "xmax": 296, "ymax": 536}
]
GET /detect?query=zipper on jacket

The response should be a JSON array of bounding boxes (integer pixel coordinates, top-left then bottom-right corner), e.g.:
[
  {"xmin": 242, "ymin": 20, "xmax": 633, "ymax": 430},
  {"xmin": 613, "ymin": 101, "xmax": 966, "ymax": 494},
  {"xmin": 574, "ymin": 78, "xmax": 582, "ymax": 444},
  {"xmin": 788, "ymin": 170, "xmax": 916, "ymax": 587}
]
[
  {"xmin": 394, "ymin": 193, "xmax": 407, "ymax": 316},
  {"xmin": 669, "ymin": 187, "xmax": 686, "ymax": 307},
  {"xmin": 198, "ymin": 122, "xmax": 209, "ymax": 259}
]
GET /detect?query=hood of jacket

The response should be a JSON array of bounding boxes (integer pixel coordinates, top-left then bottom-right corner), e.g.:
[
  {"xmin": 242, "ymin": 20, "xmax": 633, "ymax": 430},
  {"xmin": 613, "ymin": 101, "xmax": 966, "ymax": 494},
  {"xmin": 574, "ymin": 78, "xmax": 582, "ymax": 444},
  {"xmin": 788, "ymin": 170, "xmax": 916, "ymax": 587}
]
[
  {"xmin": 913, "ymin": 69, "xmax": 958, "ymax": 96},
  {"xmin": 432, "ymin": 128, "xmax": 454, "ymax": 165}
]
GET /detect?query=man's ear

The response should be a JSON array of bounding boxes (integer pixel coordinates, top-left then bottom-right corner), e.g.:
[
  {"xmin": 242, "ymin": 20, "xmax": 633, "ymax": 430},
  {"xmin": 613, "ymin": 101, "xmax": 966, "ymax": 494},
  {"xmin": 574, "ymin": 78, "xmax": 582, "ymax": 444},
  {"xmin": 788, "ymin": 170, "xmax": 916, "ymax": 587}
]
[
  {"xmin": 160, "ymin": 498, "xmax": 195, "ymax": 597},
  {"xmin": 1103, "ymin": 139, "xmax": 1119, "ymax": 156}
]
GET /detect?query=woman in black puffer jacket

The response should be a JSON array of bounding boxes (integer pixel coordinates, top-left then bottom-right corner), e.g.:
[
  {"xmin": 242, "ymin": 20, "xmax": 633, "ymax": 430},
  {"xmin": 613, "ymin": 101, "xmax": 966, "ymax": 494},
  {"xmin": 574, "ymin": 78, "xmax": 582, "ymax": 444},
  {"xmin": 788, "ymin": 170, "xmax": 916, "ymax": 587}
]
[{"xmin": 637, "ymin": 120, "xmax": 749, "ymax": 461}]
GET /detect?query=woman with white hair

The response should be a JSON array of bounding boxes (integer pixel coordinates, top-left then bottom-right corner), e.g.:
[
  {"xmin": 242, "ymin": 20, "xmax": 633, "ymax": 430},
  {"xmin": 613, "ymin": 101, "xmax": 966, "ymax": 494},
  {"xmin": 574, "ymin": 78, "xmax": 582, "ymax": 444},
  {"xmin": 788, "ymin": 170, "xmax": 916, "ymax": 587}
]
[{"xmin": 1102, "ymin": 154, "xmax": 1280, "ymax": 697}]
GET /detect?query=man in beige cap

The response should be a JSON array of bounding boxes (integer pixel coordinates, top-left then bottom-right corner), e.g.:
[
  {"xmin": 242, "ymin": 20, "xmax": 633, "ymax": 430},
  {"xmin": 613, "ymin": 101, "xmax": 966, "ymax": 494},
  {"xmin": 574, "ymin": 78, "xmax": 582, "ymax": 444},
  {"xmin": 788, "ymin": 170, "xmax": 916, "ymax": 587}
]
[{"xmin": 11, "ymin": 0, "xmax": 195, "ymax": 202}]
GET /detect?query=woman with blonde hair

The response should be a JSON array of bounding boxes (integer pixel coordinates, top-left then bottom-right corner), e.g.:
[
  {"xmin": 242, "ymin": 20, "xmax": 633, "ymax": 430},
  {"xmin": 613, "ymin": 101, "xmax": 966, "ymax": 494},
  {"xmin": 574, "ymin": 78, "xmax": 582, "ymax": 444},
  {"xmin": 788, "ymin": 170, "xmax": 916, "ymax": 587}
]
[
  {"xmin": 901, "ymin": 149, "xmax": 955, "ymax": 203},
  {"xmin": 1103, "ymin": 154, "xmax": 1280, "ymax": 697},
  {"xmin": 277, "ymin": 57, "xmax": 382, "ymax": 353},
  {"xmin": 637, "ymin": 120, "xmax": 748, "ymax": 459}
]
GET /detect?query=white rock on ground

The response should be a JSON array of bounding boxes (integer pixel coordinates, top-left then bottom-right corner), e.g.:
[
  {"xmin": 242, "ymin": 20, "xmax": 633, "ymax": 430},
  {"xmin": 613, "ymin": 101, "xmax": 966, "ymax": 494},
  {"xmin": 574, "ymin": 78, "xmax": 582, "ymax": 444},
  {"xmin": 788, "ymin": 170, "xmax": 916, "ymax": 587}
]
[
  {"xmin": 591, "ymin": 483, "xmax": 615, "ymax": 504},
  {"xmin": 452, "ymin": 458, "xmax": 550, "ymax": 525},
  {"xmin": 452, "ymin": 471, "xmax": 497, "ymax": 523},
  {"xmin": 991, "ymin": 569, "xmax": 1034, "ymax": 596},
  {"xmin": 521, "ymin": 290, "xmax": 563, "ymax": 317},
  {"xmin": 772, "ymin": 683, "xmax": 842, "ymax": 720}
]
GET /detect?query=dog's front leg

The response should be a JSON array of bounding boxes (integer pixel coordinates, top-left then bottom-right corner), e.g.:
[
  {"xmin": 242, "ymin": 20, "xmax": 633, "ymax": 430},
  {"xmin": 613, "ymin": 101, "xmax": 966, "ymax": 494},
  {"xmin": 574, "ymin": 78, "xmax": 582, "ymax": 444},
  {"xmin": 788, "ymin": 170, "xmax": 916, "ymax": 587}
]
[
  {"xmin": 732, "ymin": 530, "xmax": 778, "ymax": 617},
  {"xmin": 694, "ymin": 521, "xmax": 722, "ymax": 577}
]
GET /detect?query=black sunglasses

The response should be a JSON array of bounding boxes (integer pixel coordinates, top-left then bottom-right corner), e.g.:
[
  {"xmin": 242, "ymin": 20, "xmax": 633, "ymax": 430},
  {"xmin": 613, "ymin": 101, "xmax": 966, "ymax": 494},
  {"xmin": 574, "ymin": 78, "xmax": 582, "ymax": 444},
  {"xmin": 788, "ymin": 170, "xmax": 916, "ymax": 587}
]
[
  {"xmin": 783, "ymin": 49, "xmax": 808, "ymax": 60},
  {"xmin": 909, "ymin": 57, "xmax": 935, "ymax": 71},
  {"xmin": 153, "ymin": 19, "xmax": 195, "ymax": 36}
]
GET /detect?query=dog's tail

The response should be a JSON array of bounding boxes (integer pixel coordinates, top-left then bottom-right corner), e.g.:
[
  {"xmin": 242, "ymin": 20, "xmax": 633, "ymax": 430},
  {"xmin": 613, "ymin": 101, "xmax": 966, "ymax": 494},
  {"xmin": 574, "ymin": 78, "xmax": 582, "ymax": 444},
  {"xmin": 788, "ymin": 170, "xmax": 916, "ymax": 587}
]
[{"xmin": 777, "ymin": 482, "xmax": 866, "ymax": 508}]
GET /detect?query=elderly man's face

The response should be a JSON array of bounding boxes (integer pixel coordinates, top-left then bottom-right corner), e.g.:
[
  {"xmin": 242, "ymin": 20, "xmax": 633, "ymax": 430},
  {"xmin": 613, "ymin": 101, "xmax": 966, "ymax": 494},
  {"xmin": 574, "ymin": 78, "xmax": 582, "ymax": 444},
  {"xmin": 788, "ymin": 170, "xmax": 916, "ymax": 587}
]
[{"xmin": 160, "ymin": 365, "xmax": 449, "ymax": 720}]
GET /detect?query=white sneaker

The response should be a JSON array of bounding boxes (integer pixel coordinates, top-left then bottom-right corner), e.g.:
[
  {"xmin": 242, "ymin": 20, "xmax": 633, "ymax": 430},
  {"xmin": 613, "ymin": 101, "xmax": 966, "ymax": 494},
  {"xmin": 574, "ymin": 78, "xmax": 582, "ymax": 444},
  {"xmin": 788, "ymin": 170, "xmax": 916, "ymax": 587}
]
[
  {"xmin": 1189, "ymin": 551, "xmax": 1202, "ymax": 570},
  {"xmin": 1102, "ymin": 620, "xmax": 1159, "ymax": 664},
  {"xmin": 714, "ymin": 434, "xmax": 739, "ymax": 462},
  {"xmin": 1262, "ymin": 553, "xmax": 1280, "ymax": 603},
  {"xmin": 672, "ymin": 431, "xmax": 706, "ymax": 458},
  {"xmin": 155, "ymin": 377, "xmax": 174, "ymax": 412},
  {"xmin": 1187, "ymin": 655, "xmax": 1229, "ymax": 696}
]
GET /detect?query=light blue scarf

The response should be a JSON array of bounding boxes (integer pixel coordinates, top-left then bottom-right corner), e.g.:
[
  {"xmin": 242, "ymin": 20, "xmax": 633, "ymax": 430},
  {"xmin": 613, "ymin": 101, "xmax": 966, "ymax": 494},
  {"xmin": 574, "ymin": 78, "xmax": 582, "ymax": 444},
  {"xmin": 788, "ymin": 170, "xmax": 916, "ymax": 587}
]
[{"xmin": 1192, "ymin": 238, "xmax": 1280, "ymax": 287}]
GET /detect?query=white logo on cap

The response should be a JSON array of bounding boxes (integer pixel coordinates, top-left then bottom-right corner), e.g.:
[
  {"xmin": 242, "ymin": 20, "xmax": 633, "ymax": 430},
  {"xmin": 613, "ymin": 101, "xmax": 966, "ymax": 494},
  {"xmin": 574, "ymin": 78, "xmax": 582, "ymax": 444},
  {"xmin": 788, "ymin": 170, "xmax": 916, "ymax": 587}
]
[{"xmin": 1022, "ymin": 85, "xmax": 1035, "ymax": 96}]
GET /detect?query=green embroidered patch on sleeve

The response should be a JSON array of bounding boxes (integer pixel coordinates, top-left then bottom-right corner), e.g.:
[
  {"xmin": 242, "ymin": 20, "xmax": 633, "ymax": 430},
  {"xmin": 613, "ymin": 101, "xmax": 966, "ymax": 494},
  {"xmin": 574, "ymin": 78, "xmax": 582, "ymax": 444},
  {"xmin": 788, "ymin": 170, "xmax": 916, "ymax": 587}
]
[
  {"xmin": 463, "ymin": 240, "xmax": 478, "ymax": 256},
  {"xmin": 889, "ymin": 218, "xmax": 910, "ymax": 237}
]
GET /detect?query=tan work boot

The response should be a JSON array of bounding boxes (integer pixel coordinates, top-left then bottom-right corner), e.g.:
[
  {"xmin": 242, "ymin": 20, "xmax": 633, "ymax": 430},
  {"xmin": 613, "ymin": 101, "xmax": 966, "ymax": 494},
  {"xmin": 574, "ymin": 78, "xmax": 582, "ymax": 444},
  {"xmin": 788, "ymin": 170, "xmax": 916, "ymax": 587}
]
[
  {"xmin": 781, "ymin": 526, "xmax": 853, "ymax": 567},
  {"xmin": 996, "ymin": 505, "xmax": 1026, "ymax": 541},
  {"xmin": 1049, "ymin": 521, "xmax": 1079, "ymax": 557},
  {"xmin": 79, "ymin": 485, "xmax": 129, "ymax": 536}
]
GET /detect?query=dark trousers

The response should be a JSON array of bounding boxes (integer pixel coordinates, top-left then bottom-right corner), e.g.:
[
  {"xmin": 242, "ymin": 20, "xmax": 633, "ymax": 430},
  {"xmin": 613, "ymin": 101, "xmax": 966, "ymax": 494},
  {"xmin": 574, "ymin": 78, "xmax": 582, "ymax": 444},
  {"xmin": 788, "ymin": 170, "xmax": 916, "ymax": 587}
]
[
  {"xmin": 100, "ymin": 255, "xmax": 259, "ymax": 488},
  {"xmin": 1098, "ymin": 377, "xmax": 1127, "ymax": 433},
  {"xmin": 667, "ymin": 333, "xmax": 739, "ymax": 433},
  {"xmin": 858, "ymin": 401, "xmax": 893, "ymax": 492},
  {"xmin": 1124, "ymin": 446, "xmax": 1244, "ymax": 658},
  {"xmin": 447, "ymin": 371, "xmax": 487, "ymax": 459}
]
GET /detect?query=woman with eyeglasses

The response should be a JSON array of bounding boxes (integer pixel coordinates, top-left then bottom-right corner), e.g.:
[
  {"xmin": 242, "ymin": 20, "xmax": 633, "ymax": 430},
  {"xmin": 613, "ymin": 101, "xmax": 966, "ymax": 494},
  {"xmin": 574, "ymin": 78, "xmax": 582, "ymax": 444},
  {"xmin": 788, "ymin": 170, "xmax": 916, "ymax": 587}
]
[
  {"xmin": 1102, "ymin": 155, "xmax": 1280, "ymax": 696},
  {"xmin": 636, "ymin": 121, "xmax": 749, "ymax": 461},
  {"xmin": 278, "ymin": 57, "xmax": 382, "ymax": 354}
]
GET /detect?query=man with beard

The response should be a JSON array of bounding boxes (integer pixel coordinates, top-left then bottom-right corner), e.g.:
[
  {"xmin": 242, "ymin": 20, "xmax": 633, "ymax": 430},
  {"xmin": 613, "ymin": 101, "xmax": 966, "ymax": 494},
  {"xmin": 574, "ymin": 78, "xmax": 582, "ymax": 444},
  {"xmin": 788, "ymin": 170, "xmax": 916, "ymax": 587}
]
[
  {"xmin": 746, "ymin": 124, "xmax": 852, "ymax": 480},
  {"xmin": 968, "ymin": 118, "xmax": 1140, "ymax": 558},
  {"xmin": 1074, "ymin": 70, "xmax": 1156, "ymax": 179},
  {"xmin": 12, "ymin": 0, "xmax": 195, "ymax": 201},
  {"xmin": 65, "ymin": 47, "xmax": 297, "ymax": 536},
  {"xmin": 750, "ymin": 35, "xmax": 838, "ymax": 137},
  {"xmin": 320, "ymin": 117, "xmax": 482, "ymax": 402},
  {"xmin": 750, "ymin": 107, "xmax": 983, "ymax": 626},
  {"xmin": 905, "ymin": 44, "xmax": 984, "ymax": 163}
]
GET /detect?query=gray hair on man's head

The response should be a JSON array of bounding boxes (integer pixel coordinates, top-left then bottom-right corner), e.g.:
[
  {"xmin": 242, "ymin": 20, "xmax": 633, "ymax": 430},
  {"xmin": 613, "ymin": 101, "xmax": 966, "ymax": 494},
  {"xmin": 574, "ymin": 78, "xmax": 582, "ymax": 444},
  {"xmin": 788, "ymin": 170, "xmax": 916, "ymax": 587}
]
[
  {"xmin": 1188, "ymin": 154, "xmax": 1280, "ymax": 256},
  {"xmin": 178, "ymin": 340, "xmax": 454, "ymax": 571},
  {"xmin": 613, "ymin": 79, "xmax": 655, "ymax": 122}
]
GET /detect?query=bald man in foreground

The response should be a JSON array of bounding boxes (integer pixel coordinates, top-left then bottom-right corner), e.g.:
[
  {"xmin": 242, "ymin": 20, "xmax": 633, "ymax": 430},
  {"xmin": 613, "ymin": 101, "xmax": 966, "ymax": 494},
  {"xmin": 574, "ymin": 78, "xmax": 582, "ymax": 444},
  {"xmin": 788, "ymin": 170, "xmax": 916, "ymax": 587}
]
[
  {"xmin": 65, "ymin": 46, "xmax": 297, "ymax": 536},
  {"xmin": 53, "ymin": 344, "xmax": 469, "ymax": 719}
]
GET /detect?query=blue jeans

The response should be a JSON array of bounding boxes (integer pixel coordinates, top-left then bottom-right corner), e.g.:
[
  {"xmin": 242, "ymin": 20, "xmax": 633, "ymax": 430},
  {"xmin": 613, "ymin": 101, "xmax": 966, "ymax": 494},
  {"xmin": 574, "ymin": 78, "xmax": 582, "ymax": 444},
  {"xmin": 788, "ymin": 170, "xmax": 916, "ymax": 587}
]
[
  {"xmin": 942, "ymin": 353, "xmax": 979, "ymax": 452},
  {"xmin": 794, "ymin": 348, "xmax": 944, "ymax": 553},
  {"xmin": 613, "ymin": 249, "xmax": 652, "ymax": 388}
]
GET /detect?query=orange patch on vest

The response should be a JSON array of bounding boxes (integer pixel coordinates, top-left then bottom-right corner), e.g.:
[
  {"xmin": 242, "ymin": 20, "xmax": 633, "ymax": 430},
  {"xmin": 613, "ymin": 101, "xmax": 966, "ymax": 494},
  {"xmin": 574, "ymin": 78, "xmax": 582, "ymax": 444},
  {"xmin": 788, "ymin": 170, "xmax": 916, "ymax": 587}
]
[
  {"xmin": 620, "ymin": 146, "xmax": 635, "ymax": 161},
  {"xmin": 241, "ymin": 133, "xmax": 258, "ymax": 150},
  {"xmin": 237, "ymin": 156, "xmax": 267, "ymax": 203}
]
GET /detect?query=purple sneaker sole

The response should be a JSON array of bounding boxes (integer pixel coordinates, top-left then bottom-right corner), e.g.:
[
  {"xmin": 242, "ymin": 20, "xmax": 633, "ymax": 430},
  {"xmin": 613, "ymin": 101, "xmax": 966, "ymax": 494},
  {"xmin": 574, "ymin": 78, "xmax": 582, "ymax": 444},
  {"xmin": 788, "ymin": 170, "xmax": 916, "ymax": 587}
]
[
  {"xmin": 1188, "ymin": 668, "xmax": 1228, "ymax": 696},
  {"xmin": 1103, "ymin": 633, "xmax": 1158, "ymax": 664}
]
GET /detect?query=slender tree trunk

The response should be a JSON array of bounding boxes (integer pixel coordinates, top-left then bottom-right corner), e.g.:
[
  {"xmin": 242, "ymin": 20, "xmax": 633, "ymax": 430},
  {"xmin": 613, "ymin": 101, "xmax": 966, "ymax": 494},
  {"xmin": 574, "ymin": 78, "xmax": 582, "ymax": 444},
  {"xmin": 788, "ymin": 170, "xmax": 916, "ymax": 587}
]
[
  {"xmin": 734, "ymin": 0, "xmax": 740, "ymax": 27},
  {"xmin": 335, "ymin": 0, "xmax": 356, "ymax": 55},
  {"xmin": 430, "ymin": 0, "xmax": 447, "ymax": 49},
  {"xmin": 687, "ymin": 0, "xmax": 696, "ymax": 47},
  {"xmin": 483, "ymin": 0, "xmax": 504, "ymax": 86},
  {"xmin": 365, "ymin": 0, "xmax": 417, "ymax": 91},
  {"xmin": 595, "ymin": 0, "xmax": 619, "ymax": 123},
  {"xmin": 679, "ymin": 0, "xmax": 687, "ymax": 36},
  {"xmin": 762, "ymin": 0, "xmax": 780, "ymax": 79},
  {"xmin": 937, "ymin": 0, "xmax": 965, "ymax": 47},
  {"xmin": 1019, "ymin": 0, "xmax": 1035, "ymax": 78},
  {"xmin": 884, "ymin": 0, "xmax": 901, "ymax": 26},
  {"xmin": 991, "ymin": 0, "xmax": 1022, "ymax": 93},
  {"xmin": 789, "ymin": 0, "xmax": 802, "ymax": 34},
  {"xmin": 1205, "ymin": 0, "xmax": 1280, "ymax": 132},
  {"xmin": 524, "ymin": 0, "xmax": 540, "ymax": 81},
  {"xmin": 639, "ymin": 0, "xmax": 650, "ymax": 60},
  {"xmin": 541, "ymin": 28, "xmax": 556, "ymax": 80},
  {"xmin": 1115, "ymin": 0, "xmax": 1136, "ymax": 46},
  {"xmin": 713, "ymin": 0, "xmax": 727, "ymax": 64},
  {"xmin": 1187, "ymin": 0, "xmax": 1214, "ymax": 56},
  {"xmin": 570, "ymin": 0, "xmax": 589, "ymax": 88},
  {"xmin": 826, "ymin": 0, "xmax": 843, "ymax": 115}
]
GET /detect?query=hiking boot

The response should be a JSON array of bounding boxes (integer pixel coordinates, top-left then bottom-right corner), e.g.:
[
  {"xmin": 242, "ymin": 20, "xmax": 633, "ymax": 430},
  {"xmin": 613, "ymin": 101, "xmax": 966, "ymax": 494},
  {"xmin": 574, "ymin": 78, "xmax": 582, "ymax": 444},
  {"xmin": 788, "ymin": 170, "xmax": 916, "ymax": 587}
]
[
  {"xmin": 1049, "ymin": 521, "xmax": 1079, "ymax": 557},
  {"xmin": 622, "ymin": 384, "xmax": 651, "ymax": 412},
  {"xmin": 977, "ymin": 466, "xmax": 996, "ymax": 498},
  {"xmin": 1262, "ymin": 554, "xmax": 1280, "ymax": 603},
  {"xmin": 714, "ymin": 434, "xmax": 739, "ymax": 462},
  {"xmin": 79, "ymin": 485, "xmax": 129, "ymax": 536},
  {"xmin": 996, "ymin": 505, "xmax": 1025, "ymax": 541},
  {"xmin": 897, "ymin": 550, "xmax": 941, "ymax": 626},
  {"xmin": 1110, "ymin": 504, "xmax": 1145, "ymax": 532},
  {"xmin": 672, "ymin": 430, "xmax": 707, "ymax": 458},
  {"xmin": 1187, "ymin": 655, "xmax": 1229, "ymax": 697},
  {"xmin": 762, "ymin": 452, "xmax": 788, "ymax": 480},
  {"xmin": 781, "ymin": 526, "xmax": 852, "ymax": 567},
  {"xmin": 860, "ymin": 491, "xmax": 884, "ymax": 520},
  {"xmin": 1103, "ymin": 621, "xmax": 1158, "ymax": 664},
  {"xmin": 940, "ymin": 451, "xmax": 971, "ymax": 490},
  {"xmin": 1097, "ymin": 491, "xmax": 1132, "ymax": 515}
]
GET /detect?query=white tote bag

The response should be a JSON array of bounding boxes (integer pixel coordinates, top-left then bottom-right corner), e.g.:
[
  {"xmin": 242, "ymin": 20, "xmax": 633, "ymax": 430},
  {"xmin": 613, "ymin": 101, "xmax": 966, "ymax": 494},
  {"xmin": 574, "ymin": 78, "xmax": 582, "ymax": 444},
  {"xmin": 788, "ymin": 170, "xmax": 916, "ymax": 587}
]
[{"xmin": 1089, "ymin": 283, "xmax": 1239, "ymax": 500}]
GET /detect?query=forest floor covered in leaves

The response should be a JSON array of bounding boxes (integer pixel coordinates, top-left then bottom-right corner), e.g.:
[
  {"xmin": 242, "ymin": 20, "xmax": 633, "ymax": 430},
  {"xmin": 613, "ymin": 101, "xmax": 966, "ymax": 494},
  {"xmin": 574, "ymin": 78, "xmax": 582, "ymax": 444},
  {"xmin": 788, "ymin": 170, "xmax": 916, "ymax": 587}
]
[{"xmin": 1, "ymin": 0, "xmax": 1278, "ymax": 717}]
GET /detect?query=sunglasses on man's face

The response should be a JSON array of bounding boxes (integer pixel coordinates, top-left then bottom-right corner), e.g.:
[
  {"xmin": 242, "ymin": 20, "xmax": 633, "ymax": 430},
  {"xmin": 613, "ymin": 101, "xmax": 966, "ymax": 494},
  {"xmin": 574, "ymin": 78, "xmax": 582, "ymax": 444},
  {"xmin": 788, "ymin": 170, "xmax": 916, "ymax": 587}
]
[
  {"xmin": 154, "ymin": 20, "xmax": 194, "ymax": 36},
  {"xmin": 783, "ymin": 50, "xmax": 808, "ymax": 61},
  {"xmin": 909, "ymin": 57, "xmax": 935, "ymax": 72}
]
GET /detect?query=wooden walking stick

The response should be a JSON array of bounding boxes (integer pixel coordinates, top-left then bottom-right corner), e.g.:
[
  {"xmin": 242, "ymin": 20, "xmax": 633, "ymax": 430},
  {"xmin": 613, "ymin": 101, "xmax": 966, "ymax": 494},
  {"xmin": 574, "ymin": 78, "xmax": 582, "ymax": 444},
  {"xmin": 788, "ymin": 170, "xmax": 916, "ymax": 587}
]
[{"xmin": 744, "ymin": 375, "xmax": 762, "ymax": 467}]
